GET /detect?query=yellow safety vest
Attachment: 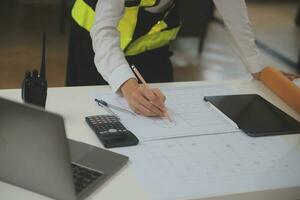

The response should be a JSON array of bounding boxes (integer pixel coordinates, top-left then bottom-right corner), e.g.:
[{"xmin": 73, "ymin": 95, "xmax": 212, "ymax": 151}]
[{"xmin": 72, "ymin": 0, "xmax": 181, "ymax": 56}]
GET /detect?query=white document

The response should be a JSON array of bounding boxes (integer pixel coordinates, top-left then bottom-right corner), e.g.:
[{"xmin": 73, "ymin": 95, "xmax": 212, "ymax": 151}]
[
  {"xmin": 114, "ymin": 132, "xmax": 300, "ymax": 200},
  {"xmin": 94, "ymin": 85, "xmax": 239, "ymax": 142}
]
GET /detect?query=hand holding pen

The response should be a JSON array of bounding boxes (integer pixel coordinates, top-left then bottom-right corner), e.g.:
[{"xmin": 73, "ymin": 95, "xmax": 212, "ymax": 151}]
[
  {"xmin": 120, "ymin": 65, "xmax": 171, "ymax": 121},
  {"xmin": 131, "ymin": 65, "xmax": 172, "ymax": 122}
]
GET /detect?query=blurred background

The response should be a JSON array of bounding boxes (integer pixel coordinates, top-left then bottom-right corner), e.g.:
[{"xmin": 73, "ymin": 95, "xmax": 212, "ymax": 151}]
[{"xmin": 0, "ymin": 0, "xmax": 299, "ymax": 89}]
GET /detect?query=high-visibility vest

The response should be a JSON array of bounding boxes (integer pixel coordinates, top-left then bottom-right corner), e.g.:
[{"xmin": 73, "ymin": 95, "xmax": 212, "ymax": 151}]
[{"xmin": 71, "ymin": 0, "xmax": 181, "ymax": 56}]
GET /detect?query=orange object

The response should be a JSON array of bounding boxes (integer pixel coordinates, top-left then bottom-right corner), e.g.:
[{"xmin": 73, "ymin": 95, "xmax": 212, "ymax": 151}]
[{"xmin": 259, "ymin": 67, "xmax": 300, "ymax": 114}]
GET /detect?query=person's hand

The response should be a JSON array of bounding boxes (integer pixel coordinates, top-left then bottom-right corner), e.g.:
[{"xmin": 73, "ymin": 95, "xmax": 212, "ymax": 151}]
[
  {"xmin": 280, "ymin": 71, "xmax": 300, "ymax": 81},
  {"xmin": 120, "ymin": 79, "xmax": 167, "ymax": 117},
  {"xmin": 252, "ymin": 70, "xmax": 300, "ymax": 81},
  {"xmin": 252, "ymin": 72, "xmax": 260, "ymax": 80}
]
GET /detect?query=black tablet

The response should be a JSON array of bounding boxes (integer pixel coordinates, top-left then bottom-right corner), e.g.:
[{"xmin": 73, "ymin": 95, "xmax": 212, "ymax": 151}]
[{"xmin": 204, "ymin": 94, "xmax": 300, "ymax": 137}]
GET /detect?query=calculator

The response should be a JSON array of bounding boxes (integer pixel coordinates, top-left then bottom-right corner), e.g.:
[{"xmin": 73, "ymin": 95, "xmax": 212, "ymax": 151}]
[{"xmin": 85, "ymin": 115, "xmax": 139, "ymax": 148}]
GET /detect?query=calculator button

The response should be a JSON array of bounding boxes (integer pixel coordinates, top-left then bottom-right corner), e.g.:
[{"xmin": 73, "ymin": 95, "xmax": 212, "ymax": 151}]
[{"xmin": 108, "ymin": 129, "xmax": 117, "ymax": 133}]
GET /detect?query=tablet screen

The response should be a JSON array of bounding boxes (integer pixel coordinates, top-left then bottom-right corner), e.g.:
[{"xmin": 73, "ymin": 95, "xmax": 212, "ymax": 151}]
[{"xmin": 204, "ymin": 94, "xmax": 300, "ymax": 137}]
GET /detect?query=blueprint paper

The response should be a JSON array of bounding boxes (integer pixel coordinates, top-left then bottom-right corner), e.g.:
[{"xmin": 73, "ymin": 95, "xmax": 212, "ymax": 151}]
[
  {"xmin": 94, "ymin": 85, "xmax": 239, "ymax": 142},
  {"xmin": 113, "ymin": 133, "xmax": 300, "ymax": 200},
  {"xmin": 93, "ymin": 85, "xmax": 300, "ymax": 200}
]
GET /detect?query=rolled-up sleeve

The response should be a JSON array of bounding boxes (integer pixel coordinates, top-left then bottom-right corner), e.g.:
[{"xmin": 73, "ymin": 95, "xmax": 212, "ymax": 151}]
[
  {"xmin": 213, "ymin": 0, "xmax": 264, "ymax": 73},
  {"xmin": 90, "ymin": 0, "xmax": 136, "ymax": 92}
]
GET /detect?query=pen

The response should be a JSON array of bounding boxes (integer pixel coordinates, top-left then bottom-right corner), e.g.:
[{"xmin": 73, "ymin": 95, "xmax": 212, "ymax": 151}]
[
  {"xmin": 131, "ymin": 65, "xmax": 172, "ymax": 122},
  {"xmin": 95, "ymin": 99, "xmax": 120, "ymax": 119},
  {"xmin": 95, "ymin": 99, "xmax": 136, "ymax": 116}
]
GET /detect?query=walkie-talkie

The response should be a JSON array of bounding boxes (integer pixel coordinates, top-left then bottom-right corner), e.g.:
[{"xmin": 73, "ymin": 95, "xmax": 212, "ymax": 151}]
[{"xmin": 21, "ymin": 32, "xmax": 48, "ymax": 108}]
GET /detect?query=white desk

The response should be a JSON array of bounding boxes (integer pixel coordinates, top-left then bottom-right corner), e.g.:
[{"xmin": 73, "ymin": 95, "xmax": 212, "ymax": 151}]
[{"xmin": 0, "ymin": 80, "xmax": 300, "ymax": 200}]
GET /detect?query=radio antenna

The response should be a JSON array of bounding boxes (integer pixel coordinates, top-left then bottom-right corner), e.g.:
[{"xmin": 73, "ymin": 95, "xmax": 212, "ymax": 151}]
[{"xmin": 39, "ymin": 32, "xmax": 46, "ymax": 80}]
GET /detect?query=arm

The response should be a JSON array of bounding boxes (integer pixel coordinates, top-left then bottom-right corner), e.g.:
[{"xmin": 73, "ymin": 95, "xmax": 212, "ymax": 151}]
[
  {"xmin": 213, "ymin": 0, "xmax": 263, "ymax": 74},
  {"xmin": 213, "ymin": 0, "xmax": 300, "ymax": 80},
  {"xmin": 90, "ymin": 0, "xmax": 136, "ymax": 92},
  {"xmin": 90, "ymin": 0, "xmax": 167, "ymax": 116}
]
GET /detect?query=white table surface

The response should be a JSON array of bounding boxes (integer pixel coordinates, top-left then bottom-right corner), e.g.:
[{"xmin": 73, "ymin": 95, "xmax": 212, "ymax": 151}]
[{"xmin": 0, "ymin": 79, "xmax": 300, "ymax": 200}]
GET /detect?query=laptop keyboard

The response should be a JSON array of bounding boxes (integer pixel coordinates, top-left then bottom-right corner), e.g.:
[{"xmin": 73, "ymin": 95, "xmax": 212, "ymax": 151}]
[{"xmin": 71, "ymin": 163, "xmax": 103, "ymax": 194}]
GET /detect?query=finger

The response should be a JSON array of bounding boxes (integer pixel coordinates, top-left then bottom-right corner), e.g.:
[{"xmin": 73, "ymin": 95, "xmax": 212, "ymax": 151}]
[
  {"xmin": 130, "ymin": 93, "xmax": 157, "ymax": 116},
  {"xmin": 132, "ymin": 101, "xmax": 157, "ymax": 117},
  {"xmin": 152, "ymin": 89, "xmax": 171, "ymax": 118},
  {"xmin": 280, "ymin": 71, "xmax": 300, "ymax": 80},
  {"xmin": 132, "ymin": 91, "xmax": 164, "ymax": 116},
  {"xmin": 152, "ymin": 89, "xmax": 167, "ymax": 114},
  {"xmin": 133, "ymin": 107, "xmax": 142, "ymax": 115},
  {"xmin": 289, "ymin": 74, "xmax": 300, "ymax": 80},
  {"xmin": 252, "ymin": 73, "xmax": 260, "ymax": 80},
  {"xmin": 139, "ymin": 86, "xmax": 156, "ymax": 102},
  {"xmin": 287, "ymin": 76, "xmax": 296, "ymax": 81},
  {"xmin": 140, "ymin": 87, "xmax": 165, "ymax": 110},
  {"xmin": 128, "ymin": 103, "xmax": 142, "ymax": 115},
  {"xmin": 130, "ymin": 100, "xmax": 155, "ymax": 116},
  {"xmin": 285, "ymin": 75, "xmax": 297, "ymax": 81},
  {"xmin": 152, "ymin": 88, "xmax": 166, "ymax": 102},
  {"xmin": 281, "ymin": 71, "xmax": 294, "ymax": 76},
  {"xmin": 137, "ymin": 95, "xmax": 165, "ymax": 116}
]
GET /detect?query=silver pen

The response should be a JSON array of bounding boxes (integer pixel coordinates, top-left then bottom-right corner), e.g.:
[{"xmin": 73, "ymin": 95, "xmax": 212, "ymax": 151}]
[
  {"xmin": 95, "ymin": 99, "xmax": 136, "ymax": 116},
  {"xmin": 95, "ymin": 99, "xmax": 119, "ymax": 119}
]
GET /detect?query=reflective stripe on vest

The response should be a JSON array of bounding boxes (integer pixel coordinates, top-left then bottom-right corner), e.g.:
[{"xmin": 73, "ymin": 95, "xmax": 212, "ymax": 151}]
[
  {"xmin": 72, "ymin": 0, "xmax": 180, "ymax": 56},
  {"xmin": 125, "ymin": 21, "xmax": 180, "ymax": 56},
  {"xmin": 118, "ymin": 6, "xmax": 139, "ymax": 50},
  {"xmin": 139, "ymin": 0, "xmax": 157, "ymax": 7},
  {"xmin": 71, "ymin": 0, "xmax": 95, "ymax": 32},
  {"xmin": 125, "ymin": 0, "xmax": 159, "ymax": 7}
]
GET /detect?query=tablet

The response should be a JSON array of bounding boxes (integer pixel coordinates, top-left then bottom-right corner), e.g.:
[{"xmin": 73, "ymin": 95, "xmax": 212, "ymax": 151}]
[{"xmin": 204, "ymin": 94, "xmax": 300, "ymax": 137}]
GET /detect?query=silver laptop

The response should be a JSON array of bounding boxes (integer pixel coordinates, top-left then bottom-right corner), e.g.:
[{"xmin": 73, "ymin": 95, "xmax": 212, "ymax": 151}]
[{"xmin": 0, "ymin": 97, "xmax": 128, "ymax": 200}]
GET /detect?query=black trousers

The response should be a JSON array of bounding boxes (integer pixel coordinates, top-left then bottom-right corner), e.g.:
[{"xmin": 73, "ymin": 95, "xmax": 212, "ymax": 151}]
[{"xmin": 66, "ymin": 19, "xmax": 174, "ymax": 86}]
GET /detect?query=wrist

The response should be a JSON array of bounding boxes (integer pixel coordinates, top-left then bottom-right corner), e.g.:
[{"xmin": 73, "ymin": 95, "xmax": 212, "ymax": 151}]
[{"xmin": 120, "ymin": 78, "xmax": 139, "ymax": 97}]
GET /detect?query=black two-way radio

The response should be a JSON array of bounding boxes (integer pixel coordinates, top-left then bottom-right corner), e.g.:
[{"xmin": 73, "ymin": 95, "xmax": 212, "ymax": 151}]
[{"xmin": 21, "ymin": 32, "xmax": 48, "ymax": 108}]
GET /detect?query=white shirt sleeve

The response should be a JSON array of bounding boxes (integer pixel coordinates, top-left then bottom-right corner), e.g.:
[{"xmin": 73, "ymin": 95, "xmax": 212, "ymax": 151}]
[
  {"xmin": 213, "ymin": 0, "xmax": 264, "ymax": 73},
  {"xmin": 90, "ymin": 0, "xmax": 136, "ymax": 93}
]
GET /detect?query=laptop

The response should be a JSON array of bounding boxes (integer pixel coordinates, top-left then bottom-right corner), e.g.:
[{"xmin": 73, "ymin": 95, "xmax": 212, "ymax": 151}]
[{"xmin": 0, "ymin": 97, "xmax": 128, "ymax": 200}]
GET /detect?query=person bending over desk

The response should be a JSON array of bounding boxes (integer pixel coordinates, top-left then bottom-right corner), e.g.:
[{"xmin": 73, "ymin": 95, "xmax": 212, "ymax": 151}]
[{"xmin": 67, "ymin": 0, "xmax": 299, "ymax": 117}]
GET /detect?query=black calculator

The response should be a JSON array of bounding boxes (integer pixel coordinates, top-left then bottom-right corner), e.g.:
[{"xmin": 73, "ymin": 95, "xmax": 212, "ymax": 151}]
[{"xmin": 85, "ymin": 115, "xmax": 139, "ymax": 148}]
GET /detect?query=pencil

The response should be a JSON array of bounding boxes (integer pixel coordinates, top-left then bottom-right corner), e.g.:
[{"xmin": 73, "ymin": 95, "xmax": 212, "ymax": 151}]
[
  {"xmin": 131, "ymin": 65, "xmax": 172, "ymax": 122},
  {"xmin": 131, "ymin": 65, "xmax": 148, "ymax": 86}
]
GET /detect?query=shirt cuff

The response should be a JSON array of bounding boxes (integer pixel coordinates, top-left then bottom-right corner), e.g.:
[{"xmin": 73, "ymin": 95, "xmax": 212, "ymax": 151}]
[
  {"xmin": 108, "ymin": 65, "xmax": 137, "ymax": 93},
  {"xmin": 244, "ymin": 54, "xmax": 265, "ymax": 74}
]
